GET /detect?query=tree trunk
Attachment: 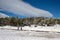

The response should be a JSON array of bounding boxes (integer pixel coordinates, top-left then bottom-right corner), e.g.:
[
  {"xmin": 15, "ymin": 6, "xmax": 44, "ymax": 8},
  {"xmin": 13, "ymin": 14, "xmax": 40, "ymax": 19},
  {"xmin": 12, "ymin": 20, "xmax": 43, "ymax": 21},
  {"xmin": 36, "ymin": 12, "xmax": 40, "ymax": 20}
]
[
  {"xmin": 17, "ymin": 24, "xmax": 19, "ymax": 30},
  {"xmin": 17, "ymin": 26, "xmax": 19, "ymax": 30}
]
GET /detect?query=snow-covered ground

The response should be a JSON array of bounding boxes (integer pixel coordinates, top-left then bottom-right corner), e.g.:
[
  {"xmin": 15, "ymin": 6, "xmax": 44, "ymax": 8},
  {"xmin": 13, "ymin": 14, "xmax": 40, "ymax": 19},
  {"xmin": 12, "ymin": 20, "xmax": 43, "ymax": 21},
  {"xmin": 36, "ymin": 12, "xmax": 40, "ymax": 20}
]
[
  {"xmin": 0, "ymin": 25, "xmax": 60, "ymax": 40},
  {"xmin": 0, "ymin": 24, "xmax": 60, "ymax": 32},
  {"xmin": 0, "ymin": 29, "xmax": 60, "ymax": 40},
  {"xmin": 23, "ymin": 25, "xmax": 60, "ymax": 32}
]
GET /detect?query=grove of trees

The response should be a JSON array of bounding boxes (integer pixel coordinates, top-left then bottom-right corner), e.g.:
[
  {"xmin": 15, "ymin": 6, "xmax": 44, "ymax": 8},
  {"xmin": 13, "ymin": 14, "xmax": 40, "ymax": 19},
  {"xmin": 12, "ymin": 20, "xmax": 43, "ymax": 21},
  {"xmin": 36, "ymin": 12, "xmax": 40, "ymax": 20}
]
[{"xmin": 0, "ymin": 17, "xmax": 60, "ymax": 30}]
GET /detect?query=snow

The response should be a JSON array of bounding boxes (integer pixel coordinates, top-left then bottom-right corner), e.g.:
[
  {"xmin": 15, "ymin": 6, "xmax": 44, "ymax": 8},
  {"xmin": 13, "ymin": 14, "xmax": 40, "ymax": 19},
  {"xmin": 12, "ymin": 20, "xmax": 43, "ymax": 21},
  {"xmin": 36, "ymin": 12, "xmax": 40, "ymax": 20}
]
[
  {"xmin": 0, "ymin": 25, "xmax": 60, "ymax": 40},
  {"xmin": 23, "ymin": 25, "xmax": 60, "ymax": 32},
  {"xmin": 0, "ymin": 29, "xmax": 60, "ymax": 40},
  {"xmin": 0, "ymin": 24, "xmax": 60, "ymax": 32},
  {"xmin": 0, "ymin": 26, "xmax": 17, "ymax": 29}
]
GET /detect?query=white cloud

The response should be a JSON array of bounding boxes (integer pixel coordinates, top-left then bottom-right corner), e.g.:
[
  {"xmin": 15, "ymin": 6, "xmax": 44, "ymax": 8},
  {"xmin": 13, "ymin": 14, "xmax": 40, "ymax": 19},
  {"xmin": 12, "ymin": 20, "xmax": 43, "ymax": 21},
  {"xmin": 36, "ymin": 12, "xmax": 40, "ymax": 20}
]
[
  {"xmin": 0, "ymin": 12, "xmax": 9, "ymax": 18},
  {"xmin": 0, "ymin": 0, "xmax": 53, "ymax": 17}
]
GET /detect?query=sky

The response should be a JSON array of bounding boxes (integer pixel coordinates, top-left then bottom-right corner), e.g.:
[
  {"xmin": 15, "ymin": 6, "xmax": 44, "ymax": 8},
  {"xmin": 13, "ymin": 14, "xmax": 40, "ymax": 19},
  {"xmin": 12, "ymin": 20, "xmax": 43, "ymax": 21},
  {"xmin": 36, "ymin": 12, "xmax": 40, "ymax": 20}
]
[{"xmin": 0, "ymin": 0, "xmax": 60, "ymax": 18}]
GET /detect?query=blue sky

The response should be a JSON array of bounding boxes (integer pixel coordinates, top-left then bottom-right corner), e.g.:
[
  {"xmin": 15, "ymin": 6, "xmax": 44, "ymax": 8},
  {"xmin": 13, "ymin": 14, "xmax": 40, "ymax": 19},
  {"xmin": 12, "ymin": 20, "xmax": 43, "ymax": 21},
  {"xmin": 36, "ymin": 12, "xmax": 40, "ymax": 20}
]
[
  {"xmin": 23, "ymin": 0, "xmax": 60, "ymax": 18},
  {"xmin": 0, "ymin": 0, "xmax": 60, "ymax": 18}
]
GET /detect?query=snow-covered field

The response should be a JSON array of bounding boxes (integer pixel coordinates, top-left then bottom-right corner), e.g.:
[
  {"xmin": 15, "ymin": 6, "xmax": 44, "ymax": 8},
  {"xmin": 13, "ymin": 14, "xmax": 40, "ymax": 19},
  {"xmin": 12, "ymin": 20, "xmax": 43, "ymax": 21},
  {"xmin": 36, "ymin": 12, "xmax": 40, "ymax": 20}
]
[
  {"xmin": 0, "ymin": 29, "xmax": 60, "ymax": 40},
  {"xmin": 0, "ymin": 25, "xmax": 60, "ymax": 40},
  {"xmin": 0, "ymin": 24, "xmax": 60, "ymax": 32}
]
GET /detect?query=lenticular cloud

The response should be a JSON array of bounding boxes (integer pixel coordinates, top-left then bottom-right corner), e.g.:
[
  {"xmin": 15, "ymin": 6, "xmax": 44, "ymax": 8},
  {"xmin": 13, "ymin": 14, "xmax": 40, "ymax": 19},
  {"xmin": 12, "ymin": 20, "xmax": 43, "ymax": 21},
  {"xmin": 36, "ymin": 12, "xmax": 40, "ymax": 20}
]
[
  {"xmin": 0, "ymin": 12, "xmax": 9, "ymax": 18},
  {"xmin": 0, "ymin": 0, "xmax": 53, "ymax": 17}
]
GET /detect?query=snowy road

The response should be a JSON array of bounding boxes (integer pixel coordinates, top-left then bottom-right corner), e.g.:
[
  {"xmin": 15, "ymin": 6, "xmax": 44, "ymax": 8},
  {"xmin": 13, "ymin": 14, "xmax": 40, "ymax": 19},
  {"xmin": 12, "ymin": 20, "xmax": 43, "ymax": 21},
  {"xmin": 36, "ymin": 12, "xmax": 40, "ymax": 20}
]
[{"xmin": 0, "ymin": 29, "xmax": 60, "ymax": 40}]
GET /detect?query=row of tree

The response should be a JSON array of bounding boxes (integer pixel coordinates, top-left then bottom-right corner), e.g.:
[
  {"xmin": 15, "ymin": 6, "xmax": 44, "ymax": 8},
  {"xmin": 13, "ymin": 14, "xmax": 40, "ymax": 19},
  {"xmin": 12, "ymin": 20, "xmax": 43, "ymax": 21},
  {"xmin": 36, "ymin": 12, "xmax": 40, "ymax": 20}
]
[
  {"xmin": 0, "ymin": 17, "xmax": 60, "ymax": 26},
  {"xmin": 0, "ymin": 17, "xmax": 60, "ymax": 30}
]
